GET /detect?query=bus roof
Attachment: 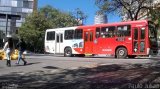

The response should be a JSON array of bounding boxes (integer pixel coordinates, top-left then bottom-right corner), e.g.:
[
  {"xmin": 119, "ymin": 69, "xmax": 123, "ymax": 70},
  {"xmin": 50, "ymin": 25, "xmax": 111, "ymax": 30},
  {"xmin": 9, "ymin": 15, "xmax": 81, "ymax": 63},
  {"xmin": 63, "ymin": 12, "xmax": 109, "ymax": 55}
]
[
  {"xmin": 46, "ymin": 26, "xmax": 77, "ymax": 31},
  {"xmin": 78, "ymin": 20, "xmax": 149, "ymax": 28},
  {"xmin": 46, "ymin": 20, "xmax": 149, "ymax": 31}
]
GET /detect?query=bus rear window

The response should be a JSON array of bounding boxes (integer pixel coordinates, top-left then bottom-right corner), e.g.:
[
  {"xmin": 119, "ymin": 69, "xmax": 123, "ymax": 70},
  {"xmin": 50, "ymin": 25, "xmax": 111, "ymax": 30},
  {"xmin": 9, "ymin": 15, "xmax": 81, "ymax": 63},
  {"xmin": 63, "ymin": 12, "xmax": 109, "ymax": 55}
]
[{"xmin": 47, "ymin": 31, "xmax": 55, "ymax": 40}]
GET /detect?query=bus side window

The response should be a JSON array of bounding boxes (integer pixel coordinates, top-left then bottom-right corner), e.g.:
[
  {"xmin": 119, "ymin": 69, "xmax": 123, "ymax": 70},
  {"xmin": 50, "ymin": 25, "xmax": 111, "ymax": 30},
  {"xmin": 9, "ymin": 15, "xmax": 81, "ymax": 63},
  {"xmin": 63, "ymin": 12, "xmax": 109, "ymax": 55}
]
[
  {"xmin": 60, "ymin": 34, "xmax": 63, "ymax": 43},
  {"xmin": 96, "ymin": 27, "xmax": 100, "ymax": 38},
  {"xmin": 101, "ymin": 26, "xmax": 115, "ymax": 38},
  {"xmin": 134, "ymin": 28, "xmax": 138, "ymax": 40},
  {"xmin": 64, "ymin": 30, "xmax": 74, "ymax": 40},
  {"xmin": 74, "ymin": 29, "xmax": 83, "ymax": 39},
  {"xmin": 108, "ymin": 26, "xmax": 115, "ymax": 37},
  {"xmin": 90, "ymin": 32, "xmax": 93, "ymax": 41},
  {"xmin": 101, "ymin": 27, "xmax": 107, "ymax": 38},
  {"xmin": 56, "ymin": 34, "xmax": 59, "ymax": 43},
  {"xmin": 117, "ymin": 25, "xmax": 131, "ymax": 37},
  {"xmin": 141, "ymin": 28, "xmax": 145, "ymax": 39},
  {"xmin": 47, "ymin": 31, "xmax": 55, "ymax": 40},
  {"xmin": 85, "ymin": 32, "xmax": 88, "ymax": 41}
]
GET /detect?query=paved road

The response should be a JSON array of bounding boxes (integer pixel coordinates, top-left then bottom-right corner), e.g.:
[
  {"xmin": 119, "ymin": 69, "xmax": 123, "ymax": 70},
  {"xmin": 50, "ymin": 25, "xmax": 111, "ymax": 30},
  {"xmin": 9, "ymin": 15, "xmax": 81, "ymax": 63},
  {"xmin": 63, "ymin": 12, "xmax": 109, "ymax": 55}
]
[
  {"xmin": 0, "ymin": 55, "xmax": 160, "ymax": 89},
  {"xmin": 0, "ymin": 55, "xmax": 158, "ymax": 75}
]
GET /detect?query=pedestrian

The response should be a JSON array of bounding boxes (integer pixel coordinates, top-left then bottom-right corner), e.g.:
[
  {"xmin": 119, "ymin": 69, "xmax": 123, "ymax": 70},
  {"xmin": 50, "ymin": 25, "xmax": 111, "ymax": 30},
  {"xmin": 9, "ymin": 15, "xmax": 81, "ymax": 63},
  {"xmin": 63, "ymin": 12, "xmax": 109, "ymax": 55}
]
[
  {"xmin": 2, "ymin": 38, "xmax": 14, "ymax": 67},
  {"xmin": 16, "ymin": 38, "xmax": 27, "ymax": 65}
]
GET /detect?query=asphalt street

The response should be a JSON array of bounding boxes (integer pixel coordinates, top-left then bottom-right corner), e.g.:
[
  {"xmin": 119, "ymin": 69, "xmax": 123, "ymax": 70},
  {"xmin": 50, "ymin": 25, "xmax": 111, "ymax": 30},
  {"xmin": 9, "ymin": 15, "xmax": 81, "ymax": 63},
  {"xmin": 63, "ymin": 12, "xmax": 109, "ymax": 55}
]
[
  {"xmin": 0, "ymin": 55, "xmax": 160, "ymax": 89},
  {"xmin": 0, "ymin": 55, "xmax": 157, "ymax": 75}
]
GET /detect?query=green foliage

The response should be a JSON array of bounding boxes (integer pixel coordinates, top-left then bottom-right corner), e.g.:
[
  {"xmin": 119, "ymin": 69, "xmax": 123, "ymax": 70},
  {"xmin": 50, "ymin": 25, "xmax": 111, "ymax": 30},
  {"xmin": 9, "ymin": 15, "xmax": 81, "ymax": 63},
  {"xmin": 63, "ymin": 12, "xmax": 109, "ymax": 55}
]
[
  {"xmin": 150, "ymin": 9, "xmax": 160, "ymax": 38},
  {"xmin": 150, "ymin": 9, "xmax": 160, "ymax": 25},
  {"xmin": 95, "ymin": 0, "xmax": 154, "ymax": 20},
  {"xmin": 73, "ymin": 8, "xmax": 87, "ymax": 25},
  {"xmin": 18, "ymin": 5, "xmax": 79, "ymax": 53},
  {"xmin": 39, "ymin": 5, "xmax": 79, "ymax": 27}
]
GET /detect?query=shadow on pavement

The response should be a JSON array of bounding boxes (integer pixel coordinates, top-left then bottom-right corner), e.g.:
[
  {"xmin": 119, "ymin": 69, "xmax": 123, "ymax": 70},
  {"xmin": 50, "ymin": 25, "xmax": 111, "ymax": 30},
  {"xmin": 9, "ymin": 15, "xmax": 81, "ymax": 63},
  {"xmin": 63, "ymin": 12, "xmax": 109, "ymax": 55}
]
[
  {"xmin": 14, "ymin": 62, "xmax": 41, "ymax": 67},
  {"xmin": 1, "ymin": 61, "xmax": 160, "ymax": 89},
  {"xmin": 26, "ymin": 54, "xmax": 54, "ymax": 56},
  {"xmin": 43, "ymin": 66, "xmax": 59, "ymax": 69},
  {"xmin": 26, "ymin": 62, "xmax": 41, "ymax": 65}
]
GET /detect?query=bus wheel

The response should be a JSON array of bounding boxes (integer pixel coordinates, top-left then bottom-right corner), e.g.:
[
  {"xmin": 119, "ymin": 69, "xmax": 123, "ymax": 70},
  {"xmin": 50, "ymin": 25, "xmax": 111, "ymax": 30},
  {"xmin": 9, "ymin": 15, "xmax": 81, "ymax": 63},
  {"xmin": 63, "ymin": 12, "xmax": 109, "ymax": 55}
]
[
  {"xmin": 64, "ymin": 48, "xmax": 72, "ymax": 57},
  {"xmin": 116, "ymin": 47, "xmax": 127, "ymax": 59}
]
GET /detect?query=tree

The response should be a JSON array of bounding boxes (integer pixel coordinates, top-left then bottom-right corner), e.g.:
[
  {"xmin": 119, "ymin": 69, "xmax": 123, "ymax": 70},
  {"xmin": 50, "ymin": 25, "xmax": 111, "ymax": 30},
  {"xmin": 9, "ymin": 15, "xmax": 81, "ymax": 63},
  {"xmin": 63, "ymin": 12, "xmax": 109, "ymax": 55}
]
[
  {"xmin": 150, "ymin": 8, "xmax": 160, "ymax": 38},
  {"xmin": 18, "ymin": 5, "xmax": 80, "ymax": 53},
  {"xmin": 73, "ymin": 8, "xmax": 87, "ymax": 25},
  {"xmin": 95, "ymin": 0, "xmax": 154, "ymax": 21},
  {"xmin": 18, "ymin": 13, "xmax": 50, "ymax": 53},
  {"xmin": 150, "ymin": 8, "xmax": 160, "ymax": 24},
  {"xmin": 39, "ymin": 5, "xmax": 79, "ymax": 28}
]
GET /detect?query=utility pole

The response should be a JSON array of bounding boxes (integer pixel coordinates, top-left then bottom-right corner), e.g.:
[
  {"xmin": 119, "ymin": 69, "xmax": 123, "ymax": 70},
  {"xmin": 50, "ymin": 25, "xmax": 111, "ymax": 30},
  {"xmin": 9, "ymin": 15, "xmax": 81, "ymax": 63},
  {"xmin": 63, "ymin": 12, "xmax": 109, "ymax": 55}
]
[{"xmin": 5, "ymin": 14, "xmax": 8, "ymax": 36}]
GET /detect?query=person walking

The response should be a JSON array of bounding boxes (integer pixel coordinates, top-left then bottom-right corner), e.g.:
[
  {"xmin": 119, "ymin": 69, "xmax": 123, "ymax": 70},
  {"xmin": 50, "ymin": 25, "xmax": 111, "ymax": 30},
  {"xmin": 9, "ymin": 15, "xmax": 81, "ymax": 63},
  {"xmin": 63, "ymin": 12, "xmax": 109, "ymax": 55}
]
[
  {"xmin": 16, "ymin": 38, "xmax": 27, "ymax": 65},
  {"xmin": 3, "ymin": 38, "xmax": 14, "ymax": 67}
]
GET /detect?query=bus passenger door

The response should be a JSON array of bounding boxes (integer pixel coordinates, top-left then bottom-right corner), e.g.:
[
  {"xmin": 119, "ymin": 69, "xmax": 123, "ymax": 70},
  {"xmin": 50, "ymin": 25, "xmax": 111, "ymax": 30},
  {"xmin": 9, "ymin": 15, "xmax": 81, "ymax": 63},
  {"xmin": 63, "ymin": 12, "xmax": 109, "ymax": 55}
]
[
  {"xmin": 84, "ymin": 30, "xmax": 94, "ymax": 54},
  {"xmin": 133, "ymin": 27, "xmax": 146, "ymax": 54},
  {"xmin": 45, "ymin": 31, "xmax": 55, "ymax": 54},
  {"xmin": 55, "ymin": 33, "xmax": 63, "ymax": 54}
]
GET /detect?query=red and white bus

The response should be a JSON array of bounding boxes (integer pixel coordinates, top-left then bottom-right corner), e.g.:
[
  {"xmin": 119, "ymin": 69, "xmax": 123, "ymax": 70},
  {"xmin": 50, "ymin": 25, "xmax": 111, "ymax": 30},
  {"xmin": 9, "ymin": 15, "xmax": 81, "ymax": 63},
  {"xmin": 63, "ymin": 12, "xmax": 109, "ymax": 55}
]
[{"xmin": 45, "ymin": 20, "xmax": 158, "ymax": 58}]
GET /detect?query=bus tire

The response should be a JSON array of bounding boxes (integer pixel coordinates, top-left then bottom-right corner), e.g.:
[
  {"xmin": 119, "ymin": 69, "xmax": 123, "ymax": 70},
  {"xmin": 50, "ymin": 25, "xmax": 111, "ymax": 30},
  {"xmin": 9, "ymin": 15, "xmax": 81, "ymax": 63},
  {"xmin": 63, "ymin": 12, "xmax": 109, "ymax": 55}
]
[
  {"xmin": 116, "ymin": 47, "xmax": 127, "ymax": 59},
  {"xmin": 64, "ymin": 47, "xmax": 72, "ymax": 57}
]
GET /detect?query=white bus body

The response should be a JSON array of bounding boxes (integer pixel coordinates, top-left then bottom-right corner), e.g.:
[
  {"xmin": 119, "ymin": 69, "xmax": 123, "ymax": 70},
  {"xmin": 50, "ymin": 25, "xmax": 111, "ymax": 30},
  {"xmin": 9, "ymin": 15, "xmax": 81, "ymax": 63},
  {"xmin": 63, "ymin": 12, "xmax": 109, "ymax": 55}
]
[{"xmin": 45, "ymin": 27, "xmax": 84, "ymax": 56}]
